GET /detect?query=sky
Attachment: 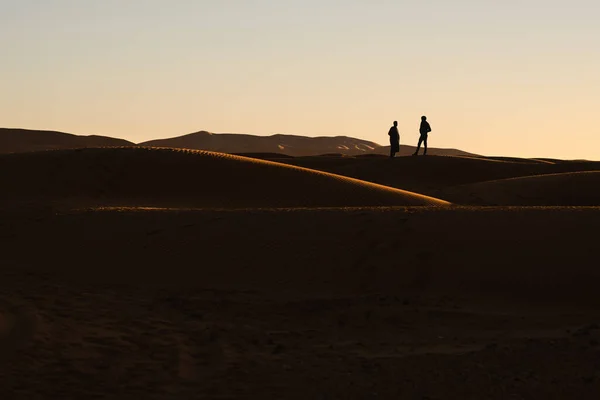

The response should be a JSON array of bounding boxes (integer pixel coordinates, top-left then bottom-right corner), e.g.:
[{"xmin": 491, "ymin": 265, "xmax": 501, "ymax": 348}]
[{"xmin": 1, "ymin": 0, "xmax": 598, "ymax": 159}]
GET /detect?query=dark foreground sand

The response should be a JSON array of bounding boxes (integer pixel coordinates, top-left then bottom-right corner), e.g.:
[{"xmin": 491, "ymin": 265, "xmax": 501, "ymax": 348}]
[
  {"xmin": 2, "ymin": 147, "xmax": 600, "ymax": 398},
  {"xmin": 2, "ymin": 206, "xmax": 600, "ymax": 399}
]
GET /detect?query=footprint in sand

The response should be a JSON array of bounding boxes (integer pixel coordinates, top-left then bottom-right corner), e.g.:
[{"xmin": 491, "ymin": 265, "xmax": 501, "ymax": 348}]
[{"xmin": 0, "ymin": 301, "xmax": 37, "ymax": 363}]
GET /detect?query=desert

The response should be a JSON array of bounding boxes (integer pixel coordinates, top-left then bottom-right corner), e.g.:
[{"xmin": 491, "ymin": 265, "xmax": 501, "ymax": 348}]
[
  {"xmin": 2, "ymin": 128, "xmax": 600, "ymax": 398},
  {"xmin": 5, "ymin": 1, "xmax": 599, "ymax": 396}
]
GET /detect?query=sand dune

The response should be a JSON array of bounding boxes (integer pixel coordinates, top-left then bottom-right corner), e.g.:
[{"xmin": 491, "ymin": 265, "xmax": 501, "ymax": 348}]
[
  {"xmin": 0, "ymin": 147, "xmax": 448, "ymax": 208},
  {"xmin": 470, "ymin": 156, "xmax": 556, "ymax": 164},
  {"xmin": 2, "ymin": 206, "xmax": 600, "ymax": 398},
  {"xmin": 274, "ymin": 155, "xmax": 555, "ymax": 195},
  {"xmin": 440, "ymin": 171, "xmax": 600, "ymax": 206},
  {"xmin": 264, "ymin": 155, "xmax": 600, "ymax": 200},
  {"xmin": 4, "ymin": 142, "xmax": 600, "ymax": 398},
  {"xmin": 0, "ymin": 128, "xmax": 134, "ymax": 154},
  {"xmin": 232, "ymin": 152, "xmax": 294, "ymax": 159}
]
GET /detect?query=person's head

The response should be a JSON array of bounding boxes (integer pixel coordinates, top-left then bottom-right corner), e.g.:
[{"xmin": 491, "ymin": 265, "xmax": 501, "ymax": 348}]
[
  {"xmin": 421, "ymin": 116, "xmax": 427, "ymax": 121},
  {"xmin": 393, "ymin": 121, "xmax": 398, "ymax": 127}
]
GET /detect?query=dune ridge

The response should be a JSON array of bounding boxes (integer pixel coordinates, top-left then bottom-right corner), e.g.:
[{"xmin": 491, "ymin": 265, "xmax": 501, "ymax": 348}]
[
  {"xmin": 440, "ymin": 171, "xmax": 600, "ymax": 205},
  {"xmin": 267, "ymin": 154, "xmax": 600, "ymax": 202},
  {"xmin": 0, "ymin": 147, "xmax": 449, "ymax": 209}
]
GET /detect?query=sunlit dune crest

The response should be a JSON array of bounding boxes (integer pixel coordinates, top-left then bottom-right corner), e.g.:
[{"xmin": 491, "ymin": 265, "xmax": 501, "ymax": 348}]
[
  {"xmin": 0, "ymin": 146, "xmax": 450, "ymax": 208},
  {"xmin": 476, "ymin": 156, "xmax": 557, "ymax": 165}
]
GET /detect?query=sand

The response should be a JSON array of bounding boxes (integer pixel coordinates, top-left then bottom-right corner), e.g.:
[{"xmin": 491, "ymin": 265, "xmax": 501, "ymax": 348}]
[
  {"xmin": 267, "ymin": 154, "xmax": 600, "ymax": 203},
  {"xmin": 2, "ymin": 147, "xmax": 600, "ymax": 399},
  {"xmin": 439, "ymin": 171, "xmax": 600, "ymax": 205},
  {"xmin": 0, "ymin": 147, "xmax": 448, "ymax": 208}
]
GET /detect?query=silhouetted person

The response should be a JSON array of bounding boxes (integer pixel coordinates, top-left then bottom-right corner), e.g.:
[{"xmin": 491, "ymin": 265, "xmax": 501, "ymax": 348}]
[
  {"xmin": 413, "ymin": 116, "xmax": 431, "ymax": 156},
  {"xmin": 388, "ymin": 121, "xmax": 400, "ymax": 158}
]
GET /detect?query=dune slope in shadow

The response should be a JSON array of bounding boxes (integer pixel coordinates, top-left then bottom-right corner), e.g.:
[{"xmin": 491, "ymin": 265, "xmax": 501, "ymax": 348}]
[
  {"xmin": 0, "ymin": 147, "xmax": 449, "ymax": 208},
  {"xmin": 439, "ymin": 171, "xmax": 600, "ymax": 206},
  {"xmin": 268, "ymin": 155, "xmax": 600, "ymax": 203}
]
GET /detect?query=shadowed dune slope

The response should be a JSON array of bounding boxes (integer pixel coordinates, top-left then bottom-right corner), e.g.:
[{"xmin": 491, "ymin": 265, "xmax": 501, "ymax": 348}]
[
  {"xmin": 0, "ymin": 147, "xmax": 448, "ymax": 208},
  {"xmin": 269, "ymin": 155, "xmax": 600, "ymax": 199},
  {"xmin": 440, "ymin": 171, "xmax": 600, "ymax": 206},
  {"xmin": 272, "ymin": 155, "xmax": 556, "ymax": 194},
  {"xmin": 0, "ymin": 128, "xmax": 134, "ymax": 154}
]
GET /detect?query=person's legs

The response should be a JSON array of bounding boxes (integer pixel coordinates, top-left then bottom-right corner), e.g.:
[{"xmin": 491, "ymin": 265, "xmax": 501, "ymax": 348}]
[
  {"xmin": 423, "ymin": 135, "xmax": 428, "ymax": 155},
  {"xmin": 414, "ymin": 138, "xmax": 423, "ymax": 155}
]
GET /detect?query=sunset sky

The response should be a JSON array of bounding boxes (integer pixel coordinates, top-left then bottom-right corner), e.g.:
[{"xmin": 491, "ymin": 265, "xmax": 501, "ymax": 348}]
[{"xmin": 1, "ymin": 1, "xmax": 598, "ymax": 159}]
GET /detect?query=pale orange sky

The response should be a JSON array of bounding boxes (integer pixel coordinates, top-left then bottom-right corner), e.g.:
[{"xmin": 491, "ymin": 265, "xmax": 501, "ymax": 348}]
[{"xmin": 1, "ymin": 1, "xmax": 598, "ymax": 159}]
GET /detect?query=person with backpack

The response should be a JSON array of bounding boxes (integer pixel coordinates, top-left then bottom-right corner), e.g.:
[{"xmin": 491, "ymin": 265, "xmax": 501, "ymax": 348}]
[
  {"xmin": 413, "ymin": 116, "xmax": 431, "ymax": 156},
  {"xmin": 388, "ymin": 120, "xmax": 400, "ymax": 158}
]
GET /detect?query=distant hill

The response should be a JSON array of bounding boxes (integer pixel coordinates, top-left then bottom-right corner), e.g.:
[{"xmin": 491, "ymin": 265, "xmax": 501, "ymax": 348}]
[
  {"xmin": 139, "ymin": 131, "xmax": 381, "ymax": 157},
  {"xmin": 0, "ymin": 128, "xmax": 134, "ymax": 154},
  {"xmin": 139, "ymin": 130, "xmax": 478, "ymax": 157},
  {"xmin": 1, "ymin": 128, "xmax": 478, "ymax": 157}
]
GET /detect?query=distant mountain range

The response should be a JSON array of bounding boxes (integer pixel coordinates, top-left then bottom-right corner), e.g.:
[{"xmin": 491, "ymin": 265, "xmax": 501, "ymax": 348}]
[
  {"xmin": 0, "ymin": 128, "xmax": 477, "ymax": 157},
  {"xmin": 139, "ymin": 131, "xmax": 383, "ymax": 157},
  {"xmin": 0, "ymin": 128, "xmax": 134, "ymax": 154}
]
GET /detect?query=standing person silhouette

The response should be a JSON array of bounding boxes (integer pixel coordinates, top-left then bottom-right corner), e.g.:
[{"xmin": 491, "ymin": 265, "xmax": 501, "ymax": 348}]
[
  {"xmin": 413, "ymin": 116, "xmax": 431, "ymax": 156},
  {"xmin": 388, "ymin": 121, "xmax": 400, "ymax": 158}
]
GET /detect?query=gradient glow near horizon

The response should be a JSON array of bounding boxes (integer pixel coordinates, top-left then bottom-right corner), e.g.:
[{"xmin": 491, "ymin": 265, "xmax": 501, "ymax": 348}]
[{"xmin": 1, "ymin": 1, "xmax": 598, "ymax": 159}]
